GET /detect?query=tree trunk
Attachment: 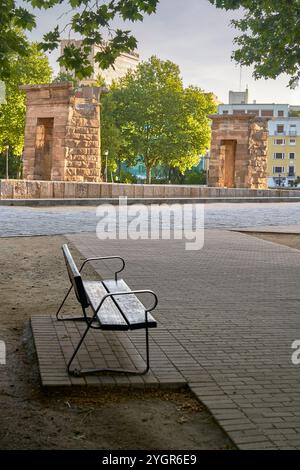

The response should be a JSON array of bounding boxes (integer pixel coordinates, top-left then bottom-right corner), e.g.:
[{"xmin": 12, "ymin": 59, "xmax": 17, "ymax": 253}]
[{"xmin": 146, "ymin": 165, "xmax": 152, "ymax": 184}]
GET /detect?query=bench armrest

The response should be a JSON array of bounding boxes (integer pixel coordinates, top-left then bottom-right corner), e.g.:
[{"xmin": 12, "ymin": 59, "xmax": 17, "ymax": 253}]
[
  {"xmin": 79, "ymin": 256, "xmax": 125, "ymax": 281},
  {"xmin": 95, "ymin": 290, "xmax": 158, "ymax": 316}
]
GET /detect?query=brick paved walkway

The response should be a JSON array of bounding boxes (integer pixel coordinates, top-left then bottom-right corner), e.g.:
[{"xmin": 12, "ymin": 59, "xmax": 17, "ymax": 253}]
[
  {"xmin": 63, "ymin": 230, "xmax": 300, "ymax": 450},
  {"xmin": 31, "ymin": 315, "xmax": 185, "ymax": 388}
]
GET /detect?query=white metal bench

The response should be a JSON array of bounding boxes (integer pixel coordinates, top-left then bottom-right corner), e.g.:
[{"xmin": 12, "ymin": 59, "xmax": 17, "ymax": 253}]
[{"xmin": 56, "ymin": 244, "xmax": 158, "ymax": 377}]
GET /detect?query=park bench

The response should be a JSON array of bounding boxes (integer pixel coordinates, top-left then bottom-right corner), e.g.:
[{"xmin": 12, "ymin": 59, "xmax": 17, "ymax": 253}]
[{"xmin": 56, "ymin": 244, "xmax": 158, "ymax": 377}]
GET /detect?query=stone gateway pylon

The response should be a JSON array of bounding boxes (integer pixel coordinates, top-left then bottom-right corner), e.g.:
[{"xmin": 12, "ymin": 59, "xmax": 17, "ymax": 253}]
[
  {"xmin": 20, "ymin": 83, "xmax": 105, "ymax": 182},
  {"xmin": 208, "ymin": 114, "xmax": 269, "ymax": 189}
]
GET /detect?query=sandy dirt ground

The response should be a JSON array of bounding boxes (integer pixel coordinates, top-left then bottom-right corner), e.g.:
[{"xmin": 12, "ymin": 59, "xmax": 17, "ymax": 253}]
[
  {"xmin": 0, "ymin": 235, "xmax": 234, "ymax": 450},
  {"xmin": 248, "ymin": 232, "xmax": 300, "ymax": 251}
]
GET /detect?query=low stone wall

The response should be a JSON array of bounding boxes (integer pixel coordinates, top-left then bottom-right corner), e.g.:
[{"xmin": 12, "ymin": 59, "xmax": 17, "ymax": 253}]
[{"xmin": 1, "ymin": 179, "xmax": 300, "ymax": 200}]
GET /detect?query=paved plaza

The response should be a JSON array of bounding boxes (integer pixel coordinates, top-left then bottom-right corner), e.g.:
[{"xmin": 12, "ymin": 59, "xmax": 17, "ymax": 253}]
[
  {"xmin": 63, "ymin": 229, "xmax": 300, "ymax": 450},
  {"xmin": 3, "ymin": 202, "xmax": 300, "ymax": 449},
  {"xmin": 1, "ymin": 202, "xmax": 300, "ymax": 237}
]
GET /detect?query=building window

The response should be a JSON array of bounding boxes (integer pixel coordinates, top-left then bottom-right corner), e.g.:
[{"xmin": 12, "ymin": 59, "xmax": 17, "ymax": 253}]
[
  {"xmin": 290, "ymin": 125, "xmax": 297, "ymax": 136},
  {"xmin": 289, "ymin": 153, "xmax": 295, "ymax": 159},
  {"xmin": 273, "ymin": 152, "xmax": 285, "ymax": 159},
  {"xmin": 276, "ymin": 124, "xmax": 285, "ymax": 134},
  {"xmin": 273, "ymin": 166, "xmax": 285, "ymax": 173},
  {"xmin": 288, "ymin": 166, "xmax": 295, "ymax": 177},
  {"xmin": 233, "ymin": 109, "xmax": 245, "ymax": 114},
  {"xmin": 274, "ymin": 139, "xmax": 285, "ymax": 145},
  {"xmin": 289, "ymin": 139, "xmax": 296, "ymax": 145},
  {"xmin": 222, "ymin": 110, "xmax": 229, "ymax": 114},
  {"xmin": 278, "ymin": 110, "xmax": 284, "ymax": 117},
  {"xmin": 261, "ymin": 110, "xmax": 274, "ymax": 117}
]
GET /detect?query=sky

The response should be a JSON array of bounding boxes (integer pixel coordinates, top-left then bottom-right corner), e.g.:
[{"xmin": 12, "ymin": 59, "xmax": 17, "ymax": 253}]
[{"xmin": 25, "ymin": 0, "xmax": 300, "ymax": 105}]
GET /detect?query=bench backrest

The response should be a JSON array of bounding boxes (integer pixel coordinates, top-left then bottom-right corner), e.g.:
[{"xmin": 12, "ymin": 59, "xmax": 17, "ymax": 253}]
[{"xmin": 62, "ymin": 244, "xmax": 89, "ymax": 309}]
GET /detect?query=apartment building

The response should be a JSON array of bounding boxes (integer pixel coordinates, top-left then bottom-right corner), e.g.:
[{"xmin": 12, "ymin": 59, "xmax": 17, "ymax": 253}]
[
  {"xmin": 218, "ymin": 94, "xmax": 300, "ymax": 187},
  {"xmin": 229, "ymin": 88, "xmax": 249, "ymax": 105},
  {"xmin": 60, "ymin": 39, "xmax": 140, "ymax": 86},
  {"xmin": 268, "ymin": 118, "xmax": 300, "ymax": 187},
  {"xmin": 219, "ymin": 102, "xmax": 290, "ymax": 118}
]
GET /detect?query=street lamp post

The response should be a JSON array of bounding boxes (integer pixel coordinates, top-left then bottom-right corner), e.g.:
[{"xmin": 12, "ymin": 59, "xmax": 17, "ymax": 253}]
[
  {"xmin": 118, "ymin": 159, "xmax": 121, "ymax": 183},
  {"xmin": 144, "ymin": 123, "xmax": 151, "ymax": 184},
  {"xmin": 5, "ymin": 145, "xmax": 9, "ymax": 180},
  {"xmin": 203, "ymin": 151, "xmax": 210, "ymax": 186},
  {"xmin": 104, "ymin": 150, "xmax": 108, "ymax": 183}
]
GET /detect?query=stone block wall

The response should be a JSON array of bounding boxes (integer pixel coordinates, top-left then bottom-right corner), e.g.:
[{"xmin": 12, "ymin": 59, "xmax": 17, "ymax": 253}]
[
  {"xmin": 248, "ymin": 120, "xmax": 269, "ymax": 189},
  {"xmin": 1, "ymin": 179, "xmax": 300, "ymax": 200},
  {"xmin": 209, "ymin": 114, "xmax": 269, "ymax": 189},
  {"xmin": 20, "ymin": 83, "xmax": 104, "ymax": 182}
]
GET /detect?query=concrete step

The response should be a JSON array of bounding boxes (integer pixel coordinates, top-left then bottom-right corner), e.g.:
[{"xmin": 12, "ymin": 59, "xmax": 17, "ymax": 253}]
[{"xmin": 1, "ymin": 197, "xmax": 300, "ymax": 206}]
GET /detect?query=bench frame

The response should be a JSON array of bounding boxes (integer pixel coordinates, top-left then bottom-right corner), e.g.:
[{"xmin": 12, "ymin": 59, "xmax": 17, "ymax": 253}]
[
  {"xmin": 56, "ymin": 255, "xmax": 126, "ymax": 322},
  {"xmin": 57, "ymin": 245, "xmax": 158, "ymax": 377}
]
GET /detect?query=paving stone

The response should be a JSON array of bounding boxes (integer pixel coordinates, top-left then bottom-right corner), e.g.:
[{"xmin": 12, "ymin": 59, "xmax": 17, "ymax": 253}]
[
  {"xmin": 23, "ymin": 225, "xmax": 300, "ymax": 450},
  {"xmin": 31, "ymin": 314, "xmax": 184, "ymax": 389},
  {"xmin": 63, "ymin": 229, "xmax": 300, "ymax": 449}
]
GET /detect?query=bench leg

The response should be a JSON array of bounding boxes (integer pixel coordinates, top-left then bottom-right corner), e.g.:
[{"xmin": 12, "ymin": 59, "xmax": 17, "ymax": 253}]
[
  {"xmin": 56, "ymin": 286, "xmax": 74, "ymax": 320},
  {"xmin": 144, "ymin": 323, "xmax": 150, "ymax": 374},
  {"xmin": 67, "ymin": 316, "xmax": 93, "ymax": 376},
  {"xmin": 67, "ymin": 321, "xmax": 151, "ymax": 377},
  {"xmin": 56, "ymin": 286, "xmax": 93, "ymax": 322}
]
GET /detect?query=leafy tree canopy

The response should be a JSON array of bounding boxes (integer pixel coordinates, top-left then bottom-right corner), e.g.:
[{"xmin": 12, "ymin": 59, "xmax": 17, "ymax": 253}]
[
  {"xmin": 208, "ymin": 0, "xmax": 300, "ymax": 87},
  {"xmin": 1, "ymin": 1, "xmax": 159, "ymax": 79},
  {"xmin": 0, "ymin": 42, "xmax": 52, "ymax": 154},
  {"xmin": 2, "ymin": 1, "xmax": 299, "ymax": 86},
  {"xmin": 0, "ymin": 2, "xmax": 36, "ymax": 79},
  {"xmin": 52, "ymin": 70, "xmax": 79, "ymax": 87},
  {"xmin": 101, "ymin": 56, "xmax": 216, "ymax": 183}
]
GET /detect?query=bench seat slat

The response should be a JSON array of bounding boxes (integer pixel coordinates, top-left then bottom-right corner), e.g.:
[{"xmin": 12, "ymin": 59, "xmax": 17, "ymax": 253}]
[
  {"xmin": 83, "ymin": 281, "xmax": 129, "ymax": 330},
  {"xmin": 103, "ymin": 279, "xmax": 157, "ymax": 330}
]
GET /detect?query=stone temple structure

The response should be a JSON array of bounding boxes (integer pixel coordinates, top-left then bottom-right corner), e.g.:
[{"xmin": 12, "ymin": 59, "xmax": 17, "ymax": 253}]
[
  {"xmin": 20, "ymin": 83, "xmax": 105, "ymax": 182},
  {"xmin": 208, "ymin": 114, "xmax": 269, "ymax": 189}
]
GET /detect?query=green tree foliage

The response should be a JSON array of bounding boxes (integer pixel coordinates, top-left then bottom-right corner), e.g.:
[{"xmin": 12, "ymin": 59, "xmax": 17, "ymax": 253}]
[
  {"xmin": 0, "ymin": 42, "xmax": 52, "ymax": 155},
  {"xmin": 1, "ymin": 1, "xmax": 159, "ymax": 79},
  {"xmin": 52, "ymin": 71, "xmax": 78, "ymax": 87},
  {"xmin": 184, "ymin": 169, "xmax": 207, "ymax": 185},
  {"xmin": 101, "ymin": 86, "xmax": 136, "ymax": 178},
  {"xmin": 101, "ymin": 91, "xmax": 123, "ymax": 176},
  {"xmin": 289, "ymin": 110, "xmax": 300, "ymax": 118},
  {"xmin": 0, "ymin": 151, "xmax": 23, "ymax": 179},
  {"xmin": 101, "ymin": 56, "xmax": 216, "ymax": 183},
  {"xmin": 0, "ymin": 3, "xmax": 36, "ymax": 80},
  {"xmin": 3, "ymin": 1, "xmax": 299, "ymax": 85},
  {"xmin": 209, "ymin": 0, "xmax": 300, "ymax": 87}
]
